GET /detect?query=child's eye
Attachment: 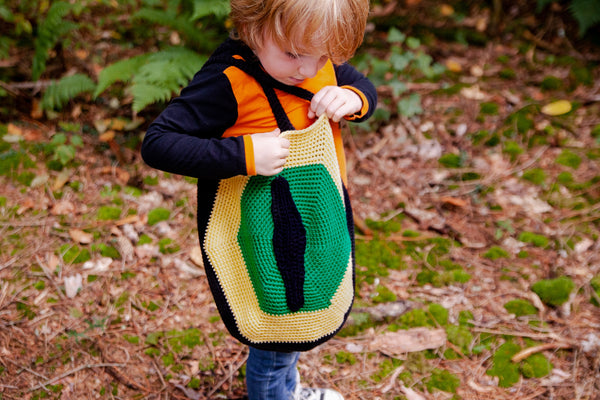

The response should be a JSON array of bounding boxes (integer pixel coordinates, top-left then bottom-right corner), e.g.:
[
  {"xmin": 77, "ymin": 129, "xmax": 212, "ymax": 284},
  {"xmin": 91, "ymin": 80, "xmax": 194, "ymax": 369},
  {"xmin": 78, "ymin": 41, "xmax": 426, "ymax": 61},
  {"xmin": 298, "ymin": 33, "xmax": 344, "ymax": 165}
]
[{"xmin": 286, "ymin": 52, "xmax": 299, "ymax": 59}]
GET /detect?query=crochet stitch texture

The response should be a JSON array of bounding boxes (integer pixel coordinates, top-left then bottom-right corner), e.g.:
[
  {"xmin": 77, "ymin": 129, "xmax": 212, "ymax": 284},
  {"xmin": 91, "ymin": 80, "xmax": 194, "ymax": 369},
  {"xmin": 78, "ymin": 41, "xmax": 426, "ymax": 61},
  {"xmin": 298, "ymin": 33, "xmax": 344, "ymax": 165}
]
[{"xmin": 204, "ymin": 114, "xmax": 355, "ymax": 351}]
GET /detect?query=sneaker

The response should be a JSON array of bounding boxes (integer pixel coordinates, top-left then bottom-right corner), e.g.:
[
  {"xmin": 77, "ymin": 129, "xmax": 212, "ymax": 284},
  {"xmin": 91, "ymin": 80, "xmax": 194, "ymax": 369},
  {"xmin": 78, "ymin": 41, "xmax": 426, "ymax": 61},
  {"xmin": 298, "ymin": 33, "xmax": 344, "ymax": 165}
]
[{"xmin": 294, "ymin": 387, "xmax": 345, "ymax": 400}]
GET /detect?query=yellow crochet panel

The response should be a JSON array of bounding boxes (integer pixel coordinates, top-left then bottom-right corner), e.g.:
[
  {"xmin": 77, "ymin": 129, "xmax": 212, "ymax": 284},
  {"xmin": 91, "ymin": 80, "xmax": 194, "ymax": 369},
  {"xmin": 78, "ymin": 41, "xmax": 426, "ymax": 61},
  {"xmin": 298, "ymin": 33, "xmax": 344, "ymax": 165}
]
[{"xmin": 204, "ymin": 114, "xmax": 354, "ymax": 344}]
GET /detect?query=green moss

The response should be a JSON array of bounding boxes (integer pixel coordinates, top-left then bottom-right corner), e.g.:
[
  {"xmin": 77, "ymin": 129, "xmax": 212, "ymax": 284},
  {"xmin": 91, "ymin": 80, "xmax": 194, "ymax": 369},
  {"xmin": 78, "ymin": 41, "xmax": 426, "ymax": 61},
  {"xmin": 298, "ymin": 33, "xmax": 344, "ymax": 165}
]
[
  {"xmin": 503, "ymin": 140, "xmax": 524, "ymax": 160},
  {"xmin": 499, "ymin": 68, "xmax": 516, "ymax": 79},
  {"xmin": 483, "ymin": 246, "xmax": 510, "ymax": 260},
  {"xmin": 518, "ymin": 231, "xmax": 549, "ymax": 248},
  {"xmin": 480, "ymin": 102, "xmax": 499, "ymax": 115},
  {"xmin": 487, "ymin": 341, "xmax": 521, "ymax": 387},
  {"xmin": 531, "ymin": 277, "xmax": 574, "ymax": 307},
  {"xmin": 555, "ymin": 149, "xmax": 582, "ymax": 169},
  {"xmin": 335, "ymin": 351, "xmax": 357, "ymax": 365},
  {"xmin": 590, "ymin": 275, "xmax": 600, "ymax": 306},
  {"xmin": 97, "ymin": 205, "xmax": 122, "ymax": 221},
  {"xmin": 446, "ymin": 325, "xmax": 473, "ymax": 355},
  {"xmin": 59, "ymin": 244, "xmax": 91, "ymax": 264},
  {"xmin": 428, "ymin": 303, "xmax": 448, "ymax": 326},
  {"xmin": 158, "ymin": 238, "xmax": 180, "ymax": 254},
  {"xmin": 521, "ymin": 168, "xmax": 546, "ymax": 186},
  {"xmin": 439, "ymin": 153, "xmax": 463, "ymax": 168},
  {"xmin": 520, "ymin": 353, "xmax": 552, "ymax": 378},
  {"xmin": 540, "ymin": 76, "xmax": 562, "ymax": 91},
  {"xmin": 426, "ymin": 368, "xmax": 460, "ymax": 393},
  {"xmin": 372, "ymin": 285, "xmax": 397, "ymax": 303},
  {"xmin": 147, "ymin": 207, "xmax": 171, "ymax": 226},
  {"xmin": 504, "ymin": 299, "xmax": 537, "ymax": 317}
]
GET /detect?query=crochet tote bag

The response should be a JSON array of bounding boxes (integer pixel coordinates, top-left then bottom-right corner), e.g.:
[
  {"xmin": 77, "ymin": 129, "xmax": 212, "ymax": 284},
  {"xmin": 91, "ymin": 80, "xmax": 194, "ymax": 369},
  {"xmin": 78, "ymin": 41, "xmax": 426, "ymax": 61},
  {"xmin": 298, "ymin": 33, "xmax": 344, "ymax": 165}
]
[{"xmin": 201, "ymin": 51, "xmax": 355, "ymax": 352}]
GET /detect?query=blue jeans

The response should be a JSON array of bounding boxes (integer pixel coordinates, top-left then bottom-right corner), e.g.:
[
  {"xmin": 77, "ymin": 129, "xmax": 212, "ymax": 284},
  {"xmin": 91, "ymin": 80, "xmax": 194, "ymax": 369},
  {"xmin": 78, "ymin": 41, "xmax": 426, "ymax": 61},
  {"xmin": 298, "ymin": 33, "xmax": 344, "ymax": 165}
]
[{"xmin": 246, "ymin": 347, "xmax": 300, "ymax": 400}]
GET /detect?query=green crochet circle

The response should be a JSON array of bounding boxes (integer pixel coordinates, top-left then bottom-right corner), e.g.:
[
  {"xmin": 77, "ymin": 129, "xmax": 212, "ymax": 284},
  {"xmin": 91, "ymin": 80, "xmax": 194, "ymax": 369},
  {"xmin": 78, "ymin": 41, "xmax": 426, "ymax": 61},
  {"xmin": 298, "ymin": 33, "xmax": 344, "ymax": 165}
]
[{"xmin": 237, "ymin": 164, "xmax": 351, "ymax": 315}]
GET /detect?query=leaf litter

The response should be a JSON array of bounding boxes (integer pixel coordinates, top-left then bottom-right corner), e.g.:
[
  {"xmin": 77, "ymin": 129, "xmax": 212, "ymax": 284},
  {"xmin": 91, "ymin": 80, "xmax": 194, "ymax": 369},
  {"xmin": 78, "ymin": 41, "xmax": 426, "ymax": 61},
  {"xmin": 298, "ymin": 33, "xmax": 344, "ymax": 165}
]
[{"xmin": 1, "ymin": 13, "xmax": 600, "ymax": 400}]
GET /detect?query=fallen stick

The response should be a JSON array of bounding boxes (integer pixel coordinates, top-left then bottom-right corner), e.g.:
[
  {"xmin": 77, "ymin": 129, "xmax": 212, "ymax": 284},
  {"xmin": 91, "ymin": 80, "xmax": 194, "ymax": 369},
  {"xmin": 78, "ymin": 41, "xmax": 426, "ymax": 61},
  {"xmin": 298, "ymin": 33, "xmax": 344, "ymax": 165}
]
[{"xmin": 511, "ymin": 342, "xmax": 572, "ymax": 363}]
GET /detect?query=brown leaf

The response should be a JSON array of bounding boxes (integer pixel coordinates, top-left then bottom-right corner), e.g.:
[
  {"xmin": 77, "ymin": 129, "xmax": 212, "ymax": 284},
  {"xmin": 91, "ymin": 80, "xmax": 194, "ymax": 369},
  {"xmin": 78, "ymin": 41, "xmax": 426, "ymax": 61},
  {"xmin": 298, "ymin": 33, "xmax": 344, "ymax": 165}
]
[
  {"xmin": 369, "ymin": 328, "xmax": 446, "ymax": 356},
  {"xmin": 69, "ymin": 229, "xmax": 94, "ymax": 244},
  {"xmin": 441, "ymin": 196, "xmax": 468, "ymax": 207}
]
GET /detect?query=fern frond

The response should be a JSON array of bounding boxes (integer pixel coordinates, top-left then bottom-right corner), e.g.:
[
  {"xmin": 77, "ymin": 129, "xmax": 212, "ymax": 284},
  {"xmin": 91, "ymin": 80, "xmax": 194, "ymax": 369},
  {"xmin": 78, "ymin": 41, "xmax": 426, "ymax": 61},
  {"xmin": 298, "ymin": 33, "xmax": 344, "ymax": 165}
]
[
  {"xmin": 41, "ymin": 73, "xmax": 95, "ymax": 111},
  {"xmin": 570, "ymin": 0, "xmax": 600, "ymax": 36},
  {"xmin": 129, "ymin": 84, "xmax": 174, "ymax": 113},
  {"xmin": 32, "ymin": 1, "xmax": 78, "ymax": 80},
  {"xmin": 128, "ymin": 47, "xmax": 206, "ymax": 112},
  {"xmin": 94, "ymin": 53, "xmax": 150, "ymax": 98},
  {"xmin": 190, "ymin": 0, "xmax": 230, "ymax": 20}
]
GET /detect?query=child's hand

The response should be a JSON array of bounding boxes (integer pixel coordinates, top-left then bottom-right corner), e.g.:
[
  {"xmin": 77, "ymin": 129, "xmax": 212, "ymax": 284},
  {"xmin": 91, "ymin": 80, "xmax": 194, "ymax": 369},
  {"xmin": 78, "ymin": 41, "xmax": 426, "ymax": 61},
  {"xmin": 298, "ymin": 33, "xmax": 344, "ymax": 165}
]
[
  {"xmin": 308, "ymin": 86, "xmax": 363, "ymax": 122},
  {"xmin": 251, "ymin": 129, "xmax": 290, "ymax": 176}
]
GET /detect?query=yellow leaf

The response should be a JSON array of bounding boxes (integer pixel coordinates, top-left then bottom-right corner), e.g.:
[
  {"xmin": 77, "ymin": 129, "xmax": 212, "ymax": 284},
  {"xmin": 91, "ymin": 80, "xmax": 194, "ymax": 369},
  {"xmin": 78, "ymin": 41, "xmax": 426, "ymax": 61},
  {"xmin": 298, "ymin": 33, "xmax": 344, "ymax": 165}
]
[
  {"xmin": 440, "ymin": 4, "xmax": 454, "ymax": 16},
  {"xmin": 541, "ymin": 100, "xmax": 572, "ymax": 116},
  {"xmin": 445, "ymin": 59, "xmax": 462, "ymax": 73},
  {"xmin": 99, "ymin": 130, "xmax": 116, "ymax": 142}
]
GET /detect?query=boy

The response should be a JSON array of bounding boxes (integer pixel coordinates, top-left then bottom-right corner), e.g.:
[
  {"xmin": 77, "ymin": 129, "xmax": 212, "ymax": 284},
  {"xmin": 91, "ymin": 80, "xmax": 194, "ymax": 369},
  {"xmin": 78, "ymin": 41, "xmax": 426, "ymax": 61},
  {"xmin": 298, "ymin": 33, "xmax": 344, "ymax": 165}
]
[{"xmin": 141, "ymin": 0, "xmax": 376, "ymax": 398}]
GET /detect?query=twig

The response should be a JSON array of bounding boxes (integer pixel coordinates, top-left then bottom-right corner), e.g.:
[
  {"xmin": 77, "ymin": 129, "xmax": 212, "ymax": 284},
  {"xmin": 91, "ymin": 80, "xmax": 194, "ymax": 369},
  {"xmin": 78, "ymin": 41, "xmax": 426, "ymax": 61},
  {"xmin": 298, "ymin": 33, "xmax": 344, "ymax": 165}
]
[
  {"xmin": 511, "ymin": 342, "xmax": 572, "ymax": 363},
  {"xmin": 378, "ymin": 366, "xmax": 405, "ymax": 393},
  {"xmin": 471, "ymin": 327, "xmax": 577, "ymax": 345},
  {"xmin": 205, "ymin": 351, "xmax": 248, "ymax": 399},
  {"xmin": 28, "ymin": 363, "xmax": 125, "ymax": 392}
]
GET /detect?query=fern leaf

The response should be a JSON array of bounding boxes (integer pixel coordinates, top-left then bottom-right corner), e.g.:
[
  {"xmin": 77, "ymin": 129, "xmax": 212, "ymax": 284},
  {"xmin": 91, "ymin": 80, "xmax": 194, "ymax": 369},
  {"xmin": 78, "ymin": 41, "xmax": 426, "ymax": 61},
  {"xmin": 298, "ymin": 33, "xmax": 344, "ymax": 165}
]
[
  {"xmin": 190, "ymin": 0, "xmax": 230, "ymax": 20},
  {"xmin": 32, "ymin": 1, "xmax": 78, "ymax": 80},
  {"xmin": 41, "ymin": 73, "xmax": 95, "ymax": 111},
  {"xmin": 94, "ymin": 53, "xmax": 150, "ymax": 98},
  {"xmin": 129, "ymin": 84, "xmax": 174, "ymax": 113},
  {"xmin": 128, "ymin": 47, "xmax": 206, "ymax": 112},
  {"xmin": 570, "ymin": 0, "xmax": 600, "ymax": 36}
]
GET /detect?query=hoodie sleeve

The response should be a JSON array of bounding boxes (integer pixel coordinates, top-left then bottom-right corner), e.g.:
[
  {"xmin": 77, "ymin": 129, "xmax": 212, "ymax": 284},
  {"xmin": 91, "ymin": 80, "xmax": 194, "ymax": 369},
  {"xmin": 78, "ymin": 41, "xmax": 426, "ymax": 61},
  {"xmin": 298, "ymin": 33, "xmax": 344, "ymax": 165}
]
[
  {"xmin": 334, "ymin": 62, "xmax": 378, "ymax": 122},
  {"xmin": 141, "ymin": 65, "xmax": 249, "ymax": 180}
]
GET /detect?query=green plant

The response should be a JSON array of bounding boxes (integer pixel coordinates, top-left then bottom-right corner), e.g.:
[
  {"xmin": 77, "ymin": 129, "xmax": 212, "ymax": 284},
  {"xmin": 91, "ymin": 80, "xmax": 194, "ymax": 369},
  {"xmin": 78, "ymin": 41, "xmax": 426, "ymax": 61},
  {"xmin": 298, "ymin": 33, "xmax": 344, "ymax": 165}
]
[
  {"xmin": 95, "ymin": 47, "xmax": 207, "ymax": 112},
  {"xmin": 32, "ymin": 1, "xmax": 81, "ymax": 80},
  {"xmin": 504, "ymin": 299, "xmax": 538, "ymax": 317},
  {"xmin": 42, "ymin": 74, "xmax": 96, "ymax": 111},
  {"xmin": 531, "ymin": 276, "xmax": 575, "ymax": 306},
  {"xmin": 147, "ymin": 207, "xmax": 171, "ymax": 226}
]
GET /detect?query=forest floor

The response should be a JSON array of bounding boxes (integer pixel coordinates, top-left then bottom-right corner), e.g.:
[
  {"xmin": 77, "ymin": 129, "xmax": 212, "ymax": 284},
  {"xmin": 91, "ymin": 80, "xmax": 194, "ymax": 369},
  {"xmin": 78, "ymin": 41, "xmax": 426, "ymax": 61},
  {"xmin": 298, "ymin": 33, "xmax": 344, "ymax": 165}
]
[{"xmin": 1, "ymin": 2, "xmax": 600, "ymax": 400}]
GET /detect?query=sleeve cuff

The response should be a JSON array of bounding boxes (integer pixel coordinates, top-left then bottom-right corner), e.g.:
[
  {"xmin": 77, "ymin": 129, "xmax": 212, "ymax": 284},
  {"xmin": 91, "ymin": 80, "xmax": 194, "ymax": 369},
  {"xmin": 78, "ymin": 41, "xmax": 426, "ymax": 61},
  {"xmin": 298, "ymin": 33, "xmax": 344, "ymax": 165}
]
[
  {"xmin": 341, "ymin": 85, "xmax": 369, "ymax": 121},
  {"xmin": 243, "ymin": 135, "xmax": 256, "ymax": 176}
]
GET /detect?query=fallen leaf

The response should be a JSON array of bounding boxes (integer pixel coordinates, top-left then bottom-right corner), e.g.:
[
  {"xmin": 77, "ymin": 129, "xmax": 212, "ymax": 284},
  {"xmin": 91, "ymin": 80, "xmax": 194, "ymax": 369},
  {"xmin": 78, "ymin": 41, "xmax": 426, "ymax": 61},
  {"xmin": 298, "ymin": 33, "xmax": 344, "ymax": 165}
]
[
  {"xmin": 51, "ymin": 199, "xmax": 76, "ymax": 215},
  {"xmin": 541, "ymin": 100, "xmax": 572, "ymax": 116},
  {"xmin": 445, "ymin": 59, "xmax": 462, "ymax": 73},
  {"xmin": 369, "ymin": 328, "xmax": 446, "ymax": 356},
  {"xmin": 189, "ymin": 246, "xmax": 204, "ymax": 267},
  {"xmin": 400, "ymin": 385, "xmax": 426, "ymax": 400},
  {"xmin": 52, "ymin": 169, "xmax": 72, "ymax": 191},
  {"xmin": 82, "ymin": 257, "xmax": 113, "ymax": 273},
  {"xmin": 17, "ymin": 198, "xmax": 36, "ymax": 215},
  {"xmin": 99, "ymin": 130, "xmax": 116, "ymax": 142},
  {"xmin": 64, "ymin": 274, "xmax": 83, "ymax": 298},
  {"xmin": 460, "ymin": 85, "xmax": 488, "ymax": 100},
  {"xmin": 440, "ymin": 4, "xmax": 454, "ymax": 16},
  {"xmin": 441, "ymin": 196, "xmax": 468, "ymax": 207},
  {"xmin": 69, "ymin": 229, "xmax": 94, "ymax": 244},
  {"xmin": 31, "ymin": 99, "xmax": 44, "ymax": 119}
]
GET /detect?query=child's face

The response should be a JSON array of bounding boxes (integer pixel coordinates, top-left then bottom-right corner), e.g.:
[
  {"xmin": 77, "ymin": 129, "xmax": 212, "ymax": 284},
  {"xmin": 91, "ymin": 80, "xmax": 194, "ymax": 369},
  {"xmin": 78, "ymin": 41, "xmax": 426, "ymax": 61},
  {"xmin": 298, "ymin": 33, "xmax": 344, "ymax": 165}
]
[{"xmin": 254, "ymin": 34, "xmax": 328, "ymax": 86}]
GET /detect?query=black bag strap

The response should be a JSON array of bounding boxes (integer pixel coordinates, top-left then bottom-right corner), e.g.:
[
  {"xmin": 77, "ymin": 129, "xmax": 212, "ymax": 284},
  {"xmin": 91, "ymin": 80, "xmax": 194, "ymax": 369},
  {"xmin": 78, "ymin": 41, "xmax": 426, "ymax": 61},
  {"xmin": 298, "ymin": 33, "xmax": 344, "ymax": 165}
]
[{"xmin": 204, "ymin": 42, "xmax": 314, "ymax": 131}]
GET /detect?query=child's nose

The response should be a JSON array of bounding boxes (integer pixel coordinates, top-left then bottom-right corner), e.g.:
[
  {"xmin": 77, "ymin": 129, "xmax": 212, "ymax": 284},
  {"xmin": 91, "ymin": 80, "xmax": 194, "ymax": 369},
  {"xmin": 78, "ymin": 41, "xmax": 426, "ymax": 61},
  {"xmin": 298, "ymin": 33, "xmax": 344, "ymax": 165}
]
[{"xmin": 298, "ymin": 58, "xmax": 320, "ymax": 79}]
